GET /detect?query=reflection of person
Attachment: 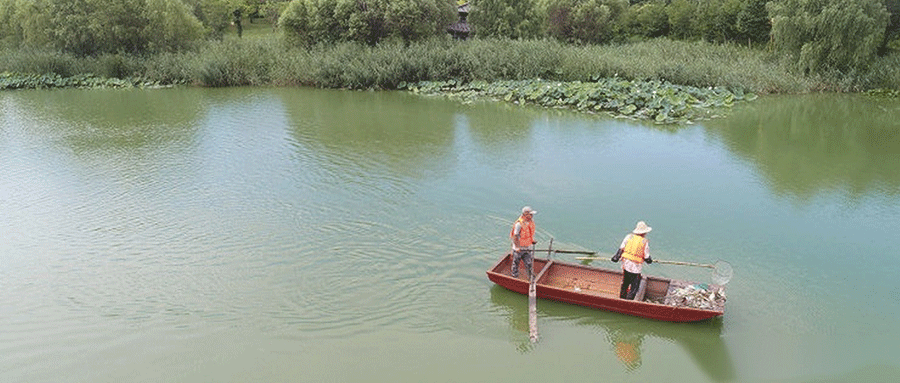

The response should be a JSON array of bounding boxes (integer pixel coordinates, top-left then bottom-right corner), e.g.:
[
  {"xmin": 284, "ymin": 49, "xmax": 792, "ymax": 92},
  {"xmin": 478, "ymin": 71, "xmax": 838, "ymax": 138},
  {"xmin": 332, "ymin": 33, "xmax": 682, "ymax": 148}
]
[
  {"xmin": 611, "ymin": 329, "xmax": 644, "ymax": 370},
  {"xmin": 510, "ymin": 206, "xmax": 537, "ymax": 280},
  {"xmin": 611, "ymin": 221, "xmax": 653, "ymax": 299}
]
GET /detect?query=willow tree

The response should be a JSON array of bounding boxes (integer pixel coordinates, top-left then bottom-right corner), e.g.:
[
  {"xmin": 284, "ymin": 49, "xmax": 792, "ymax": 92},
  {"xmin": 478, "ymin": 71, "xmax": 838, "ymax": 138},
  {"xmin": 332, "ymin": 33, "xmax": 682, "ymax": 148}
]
[
  {"xmin": 882, "ymin": 0, "xmax": 900, "ymax": 52},
  {"xmin": 0, "ymin": 0, "xmax": 204, "ymax": 55},
  {"xmin": 768, "ymin": 0, "xmax": 890, "ymax": 74}
]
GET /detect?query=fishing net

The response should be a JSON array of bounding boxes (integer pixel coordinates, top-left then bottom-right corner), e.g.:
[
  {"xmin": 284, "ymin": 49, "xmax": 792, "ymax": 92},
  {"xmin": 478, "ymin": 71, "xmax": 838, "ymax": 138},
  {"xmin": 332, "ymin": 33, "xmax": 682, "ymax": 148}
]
[{"xmin": 711, "ymin": 260, "xmax": 733, "ymax": 285}]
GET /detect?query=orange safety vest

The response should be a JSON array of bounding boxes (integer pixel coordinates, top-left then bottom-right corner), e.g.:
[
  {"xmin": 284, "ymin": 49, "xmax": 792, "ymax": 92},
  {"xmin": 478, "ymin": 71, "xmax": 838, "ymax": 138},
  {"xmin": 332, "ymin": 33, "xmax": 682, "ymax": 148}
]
[
  {"xmin": 510, "ymin": 217, "xmax": 535, "ymax": 248},
  {"xmin": 621, "ymin": 234, "xmax": 646, "ymax": 263}
]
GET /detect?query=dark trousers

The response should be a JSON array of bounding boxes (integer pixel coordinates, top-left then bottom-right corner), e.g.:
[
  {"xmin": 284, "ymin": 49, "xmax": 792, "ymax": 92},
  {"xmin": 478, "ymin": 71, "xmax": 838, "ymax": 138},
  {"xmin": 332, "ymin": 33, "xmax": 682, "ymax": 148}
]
[
  {"xmin": 620, "ymin": 271, "xmax": 642, "ymax": 300},
  {"xmin": 511, "ymin": 249, "xmax": 534, "ymax": 280}
]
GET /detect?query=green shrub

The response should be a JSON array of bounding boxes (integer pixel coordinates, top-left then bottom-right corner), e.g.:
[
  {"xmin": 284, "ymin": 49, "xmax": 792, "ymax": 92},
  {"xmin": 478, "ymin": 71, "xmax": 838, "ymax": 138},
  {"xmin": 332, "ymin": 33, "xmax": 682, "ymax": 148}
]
[
  {"xmin": 0, "ymin": 48, "xmax": 79, "ymax": 76},
  {"xmin": 194, "ymin": 38, "xmax": 280, "ymax": 86}
]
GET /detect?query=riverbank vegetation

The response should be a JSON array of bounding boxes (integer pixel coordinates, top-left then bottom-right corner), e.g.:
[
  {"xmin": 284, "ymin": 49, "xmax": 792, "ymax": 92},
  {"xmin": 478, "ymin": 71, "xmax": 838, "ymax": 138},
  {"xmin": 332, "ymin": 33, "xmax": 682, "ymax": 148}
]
[{"xmin": 2, "ymin": 0, "xmax": 900, "ymax": 97}]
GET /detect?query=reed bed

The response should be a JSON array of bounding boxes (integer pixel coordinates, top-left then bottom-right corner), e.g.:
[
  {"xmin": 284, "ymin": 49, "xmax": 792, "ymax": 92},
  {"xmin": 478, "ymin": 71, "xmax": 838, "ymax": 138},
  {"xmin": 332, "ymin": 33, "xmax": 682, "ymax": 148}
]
[{"xmin": 2, "ymin": 36, "xmax": 898, "ymax": 94}]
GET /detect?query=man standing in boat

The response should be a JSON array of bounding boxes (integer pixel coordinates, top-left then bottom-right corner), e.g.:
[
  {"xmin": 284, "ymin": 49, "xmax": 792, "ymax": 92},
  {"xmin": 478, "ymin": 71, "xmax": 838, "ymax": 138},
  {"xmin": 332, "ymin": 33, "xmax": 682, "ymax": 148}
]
[
  {"xmin": 611, "ymin": 221, "xmax": 653, "ymax": 299},
  {"xmin": 510, "ymin": 206, "xmax": 537, "ymax": 280}
]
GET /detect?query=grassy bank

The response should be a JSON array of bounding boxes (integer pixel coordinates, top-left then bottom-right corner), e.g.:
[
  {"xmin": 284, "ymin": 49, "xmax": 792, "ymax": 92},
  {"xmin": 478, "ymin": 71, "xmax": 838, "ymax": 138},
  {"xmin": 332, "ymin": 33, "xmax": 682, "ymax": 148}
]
[
  {"xmin": 5, "ymin": 34, "xmax": 900, "ymax": 95},
  {"xmin": 8, "ymin": 35, "xmax": 900, "ymax": 94}
]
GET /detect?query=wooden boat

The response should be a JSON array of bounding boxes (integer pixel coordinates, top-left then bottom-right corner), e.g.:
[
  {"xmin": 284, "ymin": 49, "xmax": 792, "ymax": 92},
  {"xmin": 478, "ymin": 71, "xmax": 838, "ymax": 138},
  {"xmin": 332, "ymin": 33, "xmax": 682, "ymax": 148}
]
[{"xmin": 487, "ymin": 253, "xmax": 725, "ymax": 322}]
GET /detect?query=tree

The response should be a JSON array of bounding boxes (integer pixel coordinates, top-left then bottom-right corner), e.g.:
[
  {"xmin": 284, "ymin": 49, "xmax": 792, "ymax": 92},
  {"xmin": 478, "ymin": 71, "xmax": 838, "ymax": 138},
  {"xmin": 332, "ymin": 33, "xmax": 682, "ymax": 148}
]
[
  {"xmin": 620, "ymin": 0, "xmax": 667, "ymax": 38},
  {"xmin": 279, "ymin": 0, "xmax": 313, "ymax": 46},
  {"xmin": 705, "ymin": 0, "xmax": 742, "ymax": 43},
  {"xmin": 545, "ymin": 0, "xmax": 628, "ymax": 44},
  {"xmin": 769, "ymin": 0, "xmax": 890, "ymax": 74},
  {"xmin": 881, "ymin": 0, "xmax": 900, "ymax": 53},
  {"xmin": 279, "ymin": 0, "xmax": 452, "ymax": 47},
  {"xmin": 469, "ymin": 0, "xmax": 543, "ymax": 39},
  {"xmin": 0, "ymin": 0, "xmax": 204, "ymax": 55},
  {"xmin": 143, "ymin": 0, "xmax": 204, "ymax": 51},
  {"xmin": 386, "ymin": 0, "xmax": 454, "ymax": 43},
  {"xmin": 45, "ymin": 0, "xmax": 146, "ymax": 55},
  {"xmin": 736, "ymin": 0, "xmax": 770, "ymax": 45},
  {"xmin": 184, "ymin": 0, "xmax": 251, "ymax": 38},
  {"xmin": 334, "ymin": 0, "xmax": 387, "ymax": 46},
  {"xmin": 666, "ymin": 0, "xmax": 699, "ymax": 40}
]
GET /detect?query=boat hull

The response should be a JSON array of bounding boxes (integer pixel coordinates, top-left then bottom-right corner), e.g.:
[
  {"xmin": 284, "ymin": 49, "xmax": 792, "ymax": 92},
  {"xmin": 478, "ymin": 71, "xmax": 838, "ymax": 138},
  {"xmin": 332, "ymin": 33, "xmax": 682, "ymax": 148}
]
[{"xmin": 487, "ymin": 253, "xmax": 724, "ymax": 322}]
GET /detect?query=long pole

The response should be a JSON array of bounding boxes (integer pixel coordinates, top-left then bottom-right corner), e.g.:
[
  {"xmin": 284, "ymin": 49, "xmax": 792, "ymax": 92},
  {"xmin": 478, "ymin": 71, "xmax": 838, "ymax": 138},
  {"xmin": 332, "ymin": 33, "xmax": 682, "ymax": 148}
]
[
  {"xmin": 528, "ymin": 276, "xmax": 538, "ymax": 343},
  {"xmin": 532, "ymin": 249, "xmax": 597, "ymax": 255}
]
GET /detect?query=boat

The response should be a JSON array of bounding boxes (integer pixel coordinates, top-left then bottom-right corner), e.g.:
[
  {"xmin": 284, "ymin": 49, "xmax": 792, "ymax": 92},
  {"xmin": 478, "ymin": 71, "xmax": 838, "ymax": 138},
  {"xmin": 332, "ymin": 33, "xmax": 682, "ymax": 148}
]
[{"xmin": 487, "ymin": 253, "xmax": 725, "ymax": 322}]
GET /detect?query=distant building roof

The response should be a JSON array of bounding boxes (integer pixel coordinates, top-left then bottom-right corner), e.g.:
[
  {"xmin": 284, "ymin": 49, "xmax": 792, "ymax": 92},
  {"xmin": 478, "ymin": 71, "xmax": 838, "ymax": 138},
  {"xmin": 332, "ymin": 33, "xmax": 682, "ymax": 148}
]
[{"xmin": 448, "ymin": 1, "xmax": 471, "ymax": 39}]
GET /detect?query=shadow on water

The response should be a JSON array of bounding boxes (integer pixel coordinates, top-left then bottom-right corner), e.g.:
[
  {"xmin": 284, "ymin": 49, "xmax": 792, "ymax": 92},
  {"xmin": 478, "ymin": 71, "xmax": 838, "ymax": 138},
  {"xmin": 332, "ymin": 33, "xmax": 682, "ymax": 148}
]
[{"xmin": 489, "ymin": 285, "xmax": 735, "ymax": 382}]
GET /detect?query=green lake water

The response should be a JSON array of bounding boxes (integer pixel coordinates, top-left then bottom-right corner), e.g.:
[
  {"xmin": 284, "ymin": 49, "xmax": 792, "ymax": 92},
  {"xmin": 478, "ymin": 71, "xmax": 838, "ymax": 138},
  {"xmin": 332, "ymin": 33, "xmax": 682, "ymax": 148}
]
[{"xmin": 1, "ymin": 87, "xmax": 899, "ymax": 382}]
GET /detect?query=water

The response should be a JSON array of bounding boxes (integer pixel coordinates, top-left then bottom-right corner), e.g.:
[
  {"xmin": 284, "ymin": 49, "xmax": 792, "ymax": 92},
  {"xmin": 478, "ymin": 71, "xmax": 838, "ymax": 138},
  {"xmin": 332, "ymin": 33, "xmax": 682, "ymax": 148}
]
[{"xmin": 2, "ymin": 87, "xmax": 899, "ymax": 382}]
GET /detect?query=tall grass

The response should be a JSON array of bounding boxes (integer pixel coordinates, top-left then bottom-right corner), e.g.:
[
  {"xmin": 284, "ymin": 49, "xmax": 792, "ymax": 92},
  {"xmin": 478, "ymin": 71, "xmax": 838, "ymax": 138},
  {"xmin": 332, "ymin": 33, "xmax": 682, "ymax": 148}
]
[{"xmin": 2, "ymin": 35, "xmax": 899, "ymax": 93}]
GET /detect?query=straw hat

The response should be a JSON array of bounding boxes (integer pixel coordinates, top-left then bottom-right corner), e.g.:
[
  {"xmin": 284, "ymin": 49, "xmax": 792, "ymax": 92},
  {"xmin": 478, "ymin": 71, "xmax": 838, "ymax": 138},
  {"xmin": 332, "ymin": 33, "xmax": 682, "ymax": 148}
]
[{"xmin": 632, "ymin": 221, "xmax": 652, "ymax": 234}]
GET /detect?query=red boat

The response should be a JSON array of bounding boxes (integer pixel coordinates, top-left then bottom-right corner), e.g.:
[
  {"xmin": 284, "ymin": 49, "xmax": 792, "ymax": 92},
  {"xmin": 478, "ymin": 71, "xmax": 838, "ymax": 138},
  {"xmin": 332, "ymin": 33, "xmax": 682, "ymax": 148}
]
[{"xmin": 487, "ymin": 253, "xmax": 725, "ymax": 322}]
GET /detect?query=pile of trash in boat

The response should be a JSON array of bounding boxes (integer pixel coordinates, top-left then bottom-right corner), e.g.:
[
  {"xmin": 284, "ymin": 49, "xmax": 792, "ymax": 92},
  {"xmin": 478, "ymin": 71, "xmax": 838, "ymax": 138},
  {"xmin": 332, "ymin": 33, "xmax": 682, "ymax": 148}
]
[{"xmin": 649, "ymin": 280, "xmax": 726, "ymax": 311}]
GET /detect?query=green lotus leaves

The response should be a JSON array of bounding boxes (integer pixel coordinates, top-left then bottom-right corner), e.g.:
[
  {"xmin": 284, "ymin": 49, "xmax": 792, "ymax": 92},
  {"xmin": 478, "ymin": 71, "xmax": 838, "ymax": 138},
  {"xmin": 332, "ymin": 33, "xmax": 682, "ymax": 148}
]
[
  {"xmin": 1, "ymin": 72, "xmax": 164, "ymax": 90},
  {"xmin": 409, "ymin": 78, "xmax": 754, "ymax": 124}
]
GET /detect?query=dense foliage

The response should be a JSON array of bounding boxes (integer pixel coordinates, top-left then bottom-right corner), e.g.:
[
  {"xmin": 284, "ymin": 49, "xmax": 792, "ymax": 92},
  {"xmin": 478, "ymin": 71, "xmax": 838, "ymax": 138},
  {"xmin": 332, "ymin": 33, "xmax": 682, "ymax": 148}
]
[
  {"xmin": 278, "ymin": 0, "xmax": 454, "ymax": 47},
  {"xmin": 545, "ymin": 0, "xmax": 628, "ymax": 44},
  {"xmin": 468, "ymin": 0, "xmax": 542, "ymax": 39},
  {"xmin": 0, "ymin": 0, "xmax": 277, "ymax": 54},
  {"xmin": 0, "ymin": 0, "xmax": 206, "ymax": 54},
  {"xmin": 769, "ymin": 0, "xmax": 889, "ymax": 75}
]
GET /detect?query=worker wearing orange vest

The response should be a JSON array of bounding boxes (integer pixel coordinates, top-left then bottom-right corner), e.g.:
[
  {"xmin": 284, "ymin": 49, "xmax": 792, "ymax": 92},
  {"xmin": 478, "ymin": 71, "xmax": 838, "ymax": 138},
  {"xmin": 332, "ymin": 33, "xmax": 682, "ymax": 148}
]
[
  {"xmin": 510, "ymin": 206, "xmax": 537, "ymax": 280},
  {"xmin": 611, "ymin": 221, "xmax": 653, "ymax": 299}
]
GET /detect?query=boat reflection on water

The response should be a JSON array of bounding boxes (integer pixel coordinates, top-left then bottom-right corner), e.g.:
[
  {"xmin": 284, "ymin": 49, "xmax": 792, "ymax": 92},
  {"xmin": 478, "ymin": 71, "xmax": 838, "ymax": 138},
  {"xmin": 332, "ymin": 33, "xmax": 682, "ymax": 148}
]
[{"xmin": 489, "ymin": 285, "xmax": 735, "ymax": 381}]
